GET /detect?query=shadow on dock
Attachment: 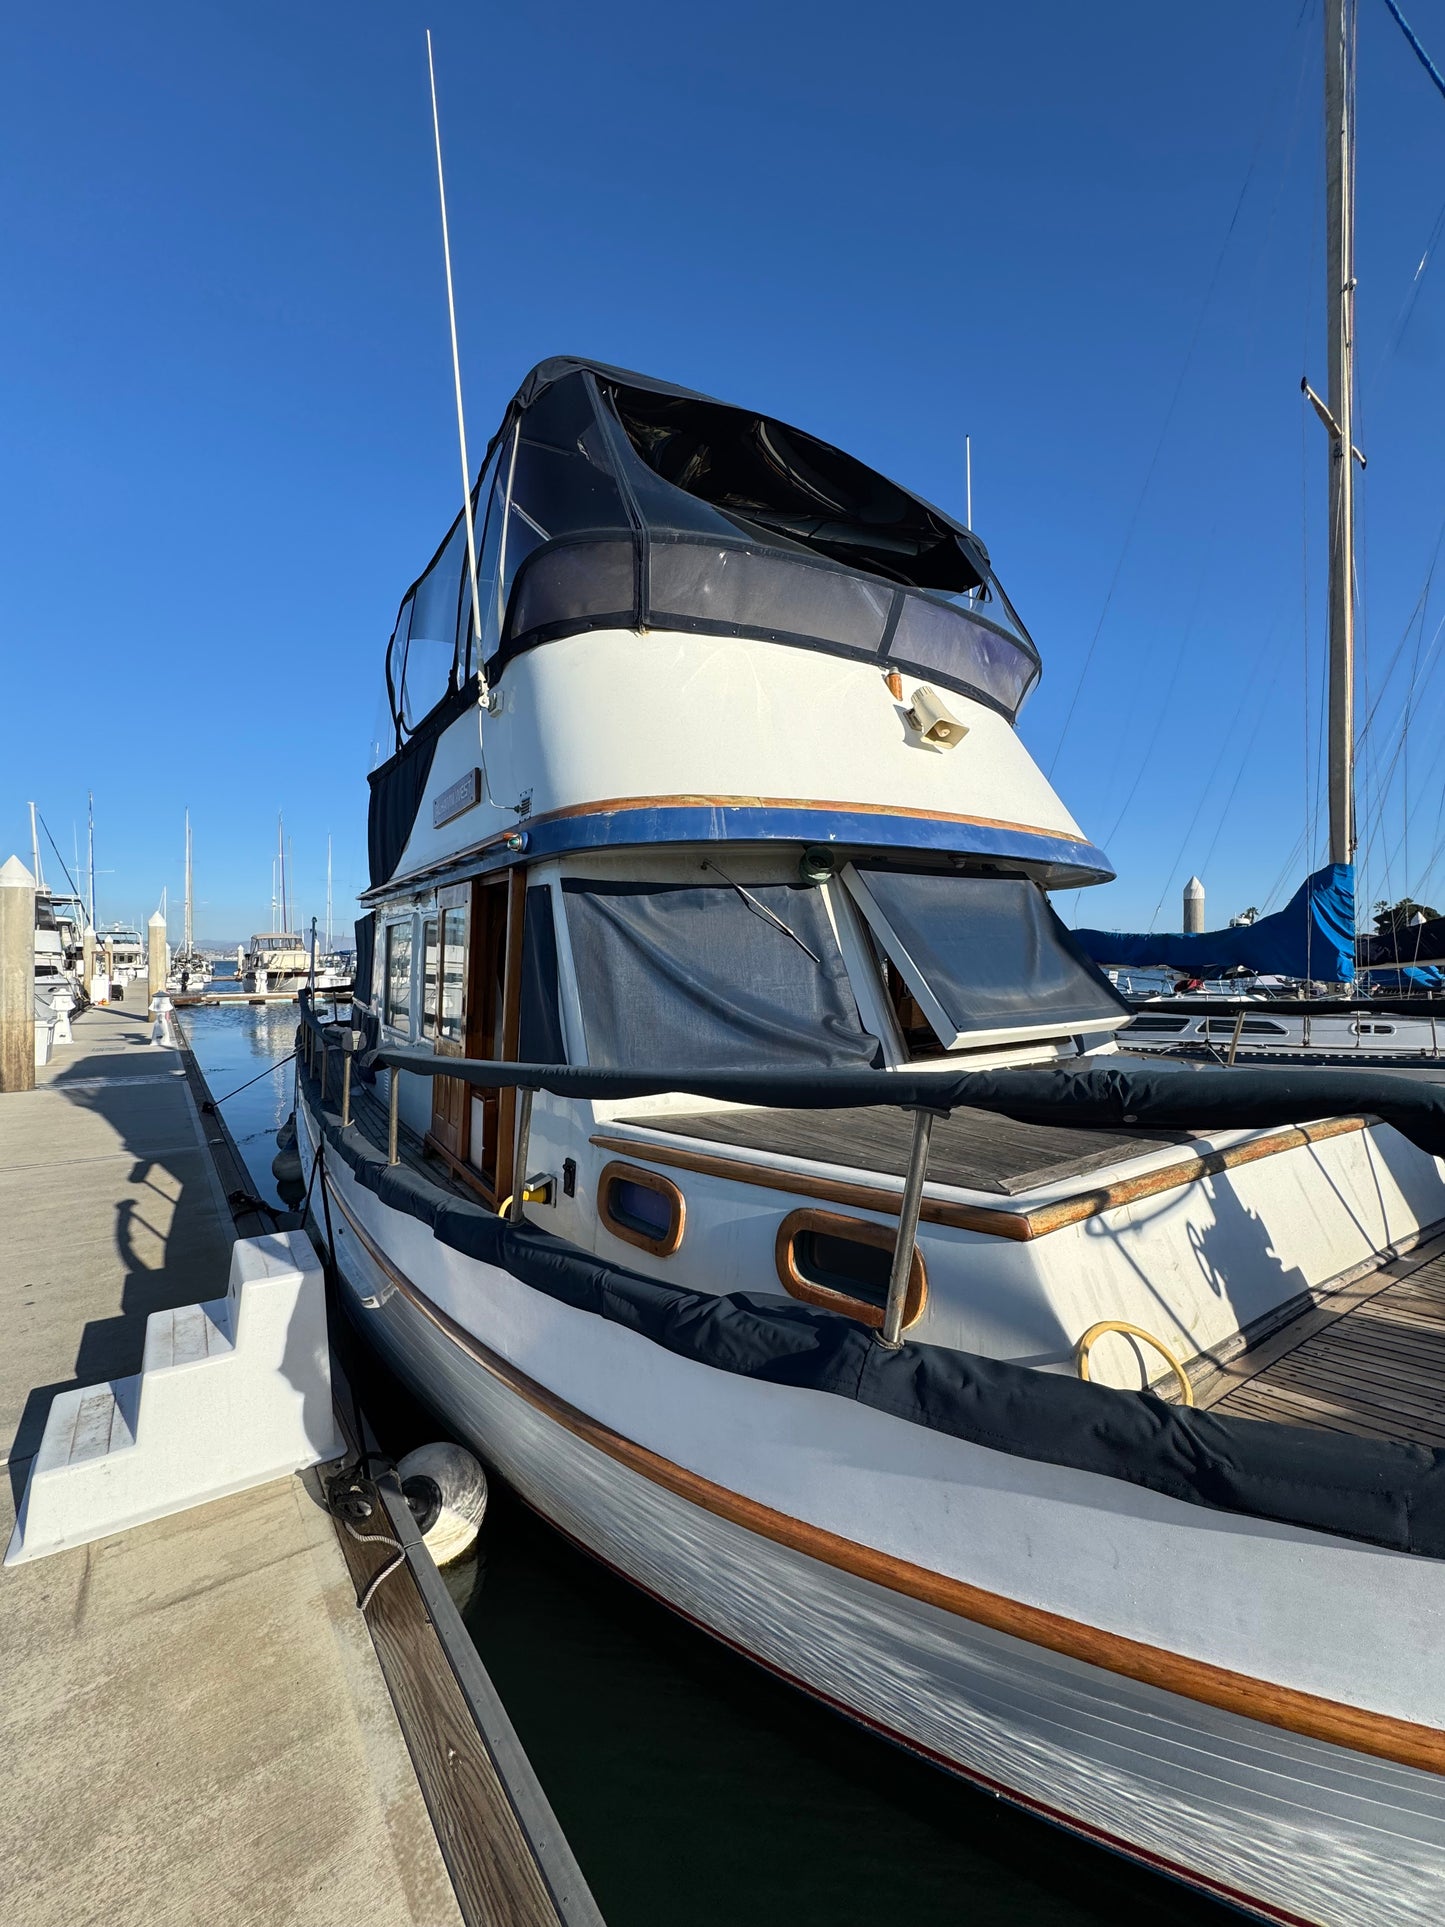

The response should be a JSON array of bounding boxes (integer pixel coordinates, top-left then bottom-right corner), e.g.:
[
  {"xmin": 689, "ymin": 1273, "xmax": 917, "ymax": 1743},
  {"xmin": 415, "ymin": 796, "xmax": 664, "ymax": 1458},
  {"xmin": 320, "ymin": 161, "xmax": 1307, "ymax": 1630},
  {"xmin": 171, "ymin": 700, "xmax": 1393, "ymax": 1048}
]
[{"xmin": 3, "ymin": 1006, "xmax": 235, "ymax": 1504}]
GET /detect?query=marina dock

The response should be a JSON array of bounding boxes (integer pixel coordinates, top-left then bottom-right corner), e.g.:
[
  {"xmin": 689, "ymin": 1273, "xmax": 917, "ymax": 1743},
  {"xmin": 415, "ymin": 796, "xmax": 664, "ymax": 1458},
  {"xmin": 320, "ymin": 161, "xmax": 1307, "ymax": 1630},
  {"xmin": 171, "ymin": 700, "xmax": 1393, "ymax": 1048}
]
[{"xmin": 0, "ymin": 994, "xmax": 596, "ymax": 1927}]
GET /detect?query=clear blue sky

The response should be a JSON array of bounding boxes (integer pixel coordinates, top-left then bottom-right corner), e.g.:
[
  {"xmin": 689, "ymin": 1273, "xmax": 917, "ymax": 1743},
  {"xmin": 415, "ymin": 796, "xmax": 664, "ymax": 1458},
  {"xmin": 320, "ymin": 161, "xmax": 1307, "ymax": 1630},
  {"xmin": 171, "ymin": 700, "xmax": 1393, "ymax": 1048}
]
[{"xmin": 5, "ymin": 1, "xmax": 1445, "ymax": 943}]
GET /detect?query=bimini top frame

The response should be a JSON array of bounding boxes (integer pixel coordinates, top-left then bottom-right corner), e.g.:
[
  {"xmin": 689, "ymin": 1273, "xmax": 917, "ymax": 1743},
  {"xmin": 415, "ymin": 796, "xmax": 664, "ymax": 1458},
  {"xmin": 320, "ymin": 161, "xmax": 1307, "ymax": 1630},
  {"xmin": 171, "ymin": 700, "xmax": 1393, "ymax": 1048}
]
[{"xmin": 385, "ymin": 359, "xmax": 1043, "ymax": 752}]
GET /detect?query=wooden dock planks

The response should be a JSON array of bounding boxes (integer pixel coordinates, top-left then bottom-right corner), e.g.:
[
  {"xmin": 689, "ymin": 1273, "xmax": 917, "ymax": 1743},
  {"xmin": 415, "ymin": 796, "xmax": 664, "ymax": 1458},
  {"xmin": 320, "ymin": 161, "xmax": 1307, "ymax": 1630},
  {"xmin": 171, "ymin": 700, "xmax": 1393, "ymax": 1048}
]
[
  {"xmin": 331, "ymin": 1510, "xmax": 574, "ymax": 1927},
  {"xmin": 1207, "ymin": 1250, "xmax": 1445, "ymax": 1447}
]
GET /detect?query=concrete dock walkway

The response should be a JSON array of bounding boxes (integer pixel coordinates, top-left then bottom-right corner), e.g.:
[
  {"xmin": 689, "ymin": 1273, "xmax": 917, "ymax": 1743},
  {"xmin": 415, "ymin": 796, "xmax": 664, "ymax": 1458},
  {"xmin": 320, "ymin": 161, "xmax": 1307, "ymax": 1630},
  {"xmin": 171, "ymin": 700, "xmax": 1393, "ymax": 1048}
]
[{"xmin": 0, "ymin": 997, "xmax": 462, "ymax": 1926}]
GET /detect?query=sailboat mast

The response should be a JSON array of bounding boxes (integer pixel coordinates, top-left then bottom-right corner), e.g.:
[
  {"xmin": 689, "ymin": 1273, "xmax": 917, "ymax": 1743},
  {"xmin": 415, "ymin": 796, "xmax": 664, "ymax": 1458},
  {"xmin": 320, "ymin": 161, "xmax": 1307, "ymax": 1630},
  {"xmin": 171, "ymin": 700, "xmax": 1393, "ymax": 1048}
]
[
  {"xmin": 325, "ymin": 836, "xmax": 332, "ymax": 953},
  {"xmin": 28, "ymin": 803, "xmax": 43, "ymax": 890},
  {"xmin": 1324, "ymin": 0, "xmax": 1358, "ymax": 867},
  {"xmin": 183, "ymin": 812, "xmax": 193, "ymax": 954}
]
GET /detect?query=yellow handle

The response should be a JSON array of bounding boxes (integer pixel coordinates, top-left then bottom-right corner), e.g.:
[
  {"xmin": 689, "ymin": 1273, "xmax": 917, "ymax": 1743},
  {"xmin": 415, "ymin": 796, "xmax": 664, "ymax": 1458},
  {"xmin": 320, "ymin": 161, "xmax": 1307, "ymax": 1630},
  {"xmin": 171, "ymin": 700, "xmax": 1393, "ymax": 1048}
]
[
  {"xmin": 497, "ymin": 1185, "xmax": 546, "ymax": 1218},
  {"xmin": 1075, "ymin": 1320, "xmax": 1194, "ymax": 1405}
]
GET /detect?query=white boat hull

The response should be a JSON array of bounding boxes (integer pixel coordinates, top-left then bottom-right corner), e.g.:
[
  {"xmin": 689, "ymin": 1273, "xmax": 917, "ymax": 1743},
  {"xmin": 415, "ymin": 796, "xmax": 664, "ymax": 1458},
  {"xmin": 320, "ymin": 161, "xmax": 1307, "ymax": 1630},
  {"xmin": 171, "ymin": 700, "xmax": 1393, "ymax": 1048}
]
[{"xmin": 300, "ymin": 1090, "xmax": 1445, "ymax": 1925}]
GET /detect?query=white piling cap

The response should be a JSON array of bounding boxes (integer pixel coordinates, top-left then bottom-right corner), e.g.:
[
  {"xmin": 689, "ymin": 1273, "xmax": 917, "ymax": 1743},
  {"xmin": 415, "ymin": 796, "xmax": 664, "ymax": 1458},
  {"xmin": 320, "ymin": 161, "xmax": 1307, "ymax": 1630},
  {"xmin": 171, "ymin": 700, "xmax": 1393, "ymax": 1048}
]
[
  {"xmin": 148, "ymin": 910, "xmax": 167, "ymax": 928},
  {"xmin": 0, "ymin": 855, "xmax": 36, "ymax": 889},
  {"xmin": 1184, "ymin": 875, "xmax": 1205, "ymax": 899}
]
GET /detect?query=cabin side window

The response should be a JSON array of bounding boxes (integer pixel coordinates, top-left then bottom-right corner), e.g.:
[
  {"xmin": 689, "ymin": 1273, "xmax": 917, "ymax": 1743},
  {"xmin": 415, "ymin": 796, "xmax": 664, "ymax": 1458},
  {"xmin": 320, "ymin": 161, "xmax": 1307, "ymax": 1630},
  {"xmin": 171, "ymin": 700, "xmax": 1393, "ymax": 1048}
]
[
  {"xmin": 840, "ymin": 866, "xmax": 1130, "ymax": 1057},
  {"xmin": 422, "ymin": 918, "xmax": 440, "ymax": 1030},
  {"xmin": 384, "ymin": 920, "xmax": 413, "ymax": 1033},
  {"xmin": 439, "ymin": 899, "xmax": 467, "ymax": 1043}
]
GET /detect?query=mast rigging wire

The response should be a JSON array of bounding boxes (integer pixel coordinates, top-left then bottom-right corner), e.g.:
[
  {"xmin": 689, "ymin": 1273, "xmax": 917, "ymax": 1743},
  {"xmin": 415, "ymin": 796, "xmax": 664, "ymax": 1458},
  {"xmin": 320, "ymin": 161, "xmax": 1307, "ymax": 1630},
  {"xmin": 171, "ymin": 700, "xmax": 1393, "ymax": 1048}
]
[
  {"xmin": 35, "ymin": 811, "xmax": 85, "ymax": 905},
  {"xmin": 1046, "ymin": 9, "xmax": 1313, "ymax": 781},
  {"xmin": 1379, "ymin": 0, "xmax": 1445, "ymax": 107}
]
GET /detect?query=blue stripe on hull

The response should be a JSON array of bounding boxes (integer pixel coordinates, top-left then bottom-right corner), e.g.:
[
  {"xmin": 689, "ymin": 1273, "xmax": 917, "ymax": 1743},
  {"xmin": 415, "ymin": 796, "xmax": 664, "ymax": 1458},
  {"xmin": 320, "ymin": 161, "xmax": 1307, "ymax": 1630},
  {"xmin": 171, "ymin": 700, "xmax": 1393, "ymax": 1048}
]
[{"xmin": 503, "ymin": 803, "xmax": 1113, "ymax": 881}]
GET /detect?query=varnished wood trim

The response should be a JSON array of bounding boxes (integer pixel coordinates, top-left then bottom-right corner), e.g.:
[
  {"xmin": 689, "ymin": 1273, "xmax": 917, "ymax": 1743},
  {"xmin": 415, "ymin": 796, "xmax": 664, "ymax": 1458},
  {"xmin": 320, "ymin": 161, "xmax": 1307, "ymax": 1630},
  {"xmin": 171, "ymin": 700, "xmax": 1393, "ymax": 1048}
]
[
  {"xmin": 319, "ymin": 1155, "xmax": 1445, "ymax": 1779},
  {"xmin": 590, "ymin": 1115, "xmax": 1372, "ymax": 1243},
  {"xmin": 1021, "ymin": 1116, "xmax": 1368, "ymax": 1237},
  {"xmin": 774, "ymin": 1206, "xmax": 926, "ymax": 1331},
  {"xmin": 597, "ymin": 1160, "xmax": 686, "ymax": 1257}
]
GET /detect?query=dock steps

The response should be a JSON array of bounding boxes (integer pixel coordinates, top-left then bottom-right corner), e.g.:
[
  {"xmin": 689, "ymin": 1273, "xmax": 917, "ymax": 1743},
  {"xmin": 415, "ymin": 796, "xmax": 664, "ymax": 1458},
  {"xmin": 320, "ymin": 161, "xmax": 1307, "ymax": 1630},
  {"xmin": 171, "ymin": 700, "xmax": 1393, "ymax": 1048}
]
[{"xmin": 5, "ymin": 1231, "xmax": 346, "ymax": 1566}]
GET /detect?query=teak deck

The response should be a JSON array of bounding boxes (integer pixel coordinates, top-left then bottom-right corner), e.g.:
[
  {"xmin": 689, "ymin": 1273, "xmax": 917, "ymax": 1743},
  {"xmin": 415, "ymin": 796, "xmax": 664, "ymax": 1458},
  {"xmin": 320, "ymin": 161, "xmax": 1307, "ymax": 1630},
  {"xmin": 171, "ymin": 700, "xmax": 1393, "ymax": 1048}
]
[
  {"xmin": 1199, "ymin": 1246, "xmax": 1445, "ymax": 1449},
  {"xmin": 621, "ymin": 1104, "xmax": 1191, "ymax": 1196}
]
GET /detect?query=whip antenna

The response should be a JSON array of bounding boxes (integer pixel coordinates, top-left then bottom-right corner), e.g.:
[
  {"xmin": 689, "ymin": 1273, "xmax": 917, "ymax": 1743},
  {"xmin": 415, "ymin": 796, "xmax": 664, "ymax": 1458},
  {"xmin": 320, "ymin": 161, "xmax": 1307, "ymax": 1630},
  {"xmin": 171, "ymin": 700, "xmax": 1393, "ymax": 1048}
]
[{"xmin": 426, "ymin": 29, "xmax": 485, "ymax": 688}]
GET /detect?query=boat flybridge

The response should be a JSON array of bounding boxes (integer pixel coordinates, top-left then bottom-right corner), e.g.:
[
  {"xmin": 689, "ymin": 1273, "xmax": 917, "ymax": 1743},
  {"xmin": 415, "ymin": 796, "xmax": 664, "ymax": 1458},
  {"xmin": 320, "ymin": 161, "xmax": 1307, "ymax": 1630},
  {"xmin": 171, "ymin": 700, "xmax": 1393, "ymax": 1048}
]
[{"xmin": 297, "ymin": 349, "xmax": 1445, "ymax": 1921}]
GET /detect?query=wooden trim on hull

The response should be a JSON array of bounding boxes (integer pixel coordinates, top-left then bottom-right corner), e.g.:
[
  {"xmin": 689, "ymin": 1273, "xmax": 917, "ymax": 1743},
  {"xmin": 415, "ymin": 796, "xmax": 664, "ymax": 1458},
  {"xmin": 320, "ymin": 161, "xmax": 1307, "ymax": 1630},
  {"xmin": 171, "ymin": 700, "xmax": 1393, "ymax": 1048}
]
[
  {"xmin": 314, "ymin": 1131, "xmax": 1445, "ymax": 1782},
  {"xmin": 531, "ymin": 1507, "xmax": 1325, "ymax": 1927},
  {"xmin": 590, "ymin": 1114, "xmax": 1372, "ymax": 1242}
]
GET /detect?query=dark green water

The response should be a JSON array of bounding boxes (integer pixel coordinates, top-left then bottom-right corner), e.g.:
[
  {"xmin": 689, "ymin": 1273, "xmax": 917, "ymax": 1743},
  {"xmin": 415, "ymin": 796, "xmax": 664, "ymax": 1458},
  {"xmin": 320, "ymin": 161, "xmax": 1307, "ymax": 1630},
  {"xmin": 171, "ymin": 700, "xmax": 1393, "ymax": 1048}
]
[{"xmin": 180, "ymin": 1003, "xmax": 1232, "ymax": 1927}]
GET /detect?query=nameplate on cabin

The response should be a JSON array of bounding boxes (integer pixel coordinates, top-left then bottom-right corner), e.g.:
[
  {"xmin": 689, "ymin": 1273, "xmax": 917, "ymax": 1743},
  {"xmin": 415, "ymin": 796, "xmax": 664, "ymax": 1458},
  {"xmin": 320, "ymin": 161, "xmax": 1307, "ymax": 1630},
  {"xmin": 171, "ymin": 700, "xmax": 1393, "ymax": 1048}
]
[{"xmin": 433, "ymin": 769, "xmax": 482, "ymax": 828}]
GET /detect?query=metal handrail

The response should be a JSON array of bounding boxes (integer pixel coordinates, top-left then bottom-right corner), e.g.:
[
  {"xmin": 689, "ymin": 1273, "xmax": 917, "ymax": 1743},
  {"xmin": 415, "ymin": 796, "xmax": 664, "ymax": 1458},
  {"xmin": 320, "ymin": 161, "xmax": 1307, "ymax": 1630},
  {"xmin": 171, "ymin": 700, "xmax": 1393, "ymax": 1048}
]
[{"xmin": 297, "ymin": 994, "xmax": 936, "ymax": 1346}]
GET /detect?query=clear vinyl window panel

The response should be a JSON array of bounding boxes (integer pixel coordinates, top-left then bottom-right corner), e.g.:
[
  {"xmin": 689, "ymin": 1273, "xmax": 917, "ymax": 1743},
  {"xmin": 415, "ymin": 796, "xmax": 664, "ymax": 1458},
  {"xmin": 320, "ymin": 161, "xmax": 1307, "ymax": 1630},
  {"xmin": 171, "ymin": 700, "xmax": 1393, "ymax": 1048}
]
[
  {"xmin": 384, "ymin": 921, "xmax": 413, "ymax": 1032},
  {"xmin": 842, "ymin": 867, "xmax": 1131, "ymax": 1048}
]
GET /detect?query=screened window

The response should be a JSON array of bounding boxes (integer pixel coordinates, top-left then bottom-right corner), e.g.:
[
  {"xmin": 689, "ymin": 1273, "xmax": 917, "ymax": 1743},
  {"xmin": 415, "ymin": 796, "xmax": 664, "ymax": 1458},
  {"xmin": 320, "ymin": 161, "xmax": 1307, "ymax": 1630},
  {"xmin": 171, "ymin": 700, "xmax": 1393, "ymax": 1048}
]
[
  {"xmin": 887, "ymin": 592, "xmax": 1039, "ymax": 715},
  {"xmin": 384, "ymin": 921, "xmax": 413, "ymax": 1031},
  {"xmin": 561, "ymin": 878, "xmax": 879, "ymax": 1072},
  {"xmin": 843, "ymin": 867, "xmax": 1130, "ymax": 1050},
  {"xmin": 649, "ymin": 543, "xmax": 894, "ymax": 655}
]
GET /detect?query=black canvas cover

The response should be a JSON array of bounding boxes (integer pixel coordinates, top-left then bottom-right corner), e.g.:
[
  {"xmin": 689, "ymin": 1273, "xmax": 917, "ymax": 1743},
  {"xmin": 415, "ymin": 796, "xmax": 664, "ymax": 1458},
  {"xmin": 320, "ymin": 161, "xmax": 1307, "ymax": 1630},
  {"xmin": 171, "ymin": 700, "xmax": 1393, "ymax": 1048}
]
[
  {"xmin": 366, "ymin": 678, "xmax": 476, "ymax": 886},
  {"xmin": 384, "ymin": 358, "xmax": 1043, "ymax": 749},
  {"xmin": 298, "ymin": 1040, "xmax": 1445, "ymax": 1560},
  {"xmin": 357, "ymin": 1045, "xmax": 1445, "ymax": 1166},
  {"xmin": 353, "ymin": 913, "xmax": 376, "ymax": 1010},
  {"xmin": 561, "ymin": 878, "xmax": 880, "ymax": 1072},
  {"xmin": 518, "ymin": 886, "xmax": 567, "ymax": 1065},
  {"xmin": 854, "ymin": 870, "xmax": 1130, "ymax": 1038}
]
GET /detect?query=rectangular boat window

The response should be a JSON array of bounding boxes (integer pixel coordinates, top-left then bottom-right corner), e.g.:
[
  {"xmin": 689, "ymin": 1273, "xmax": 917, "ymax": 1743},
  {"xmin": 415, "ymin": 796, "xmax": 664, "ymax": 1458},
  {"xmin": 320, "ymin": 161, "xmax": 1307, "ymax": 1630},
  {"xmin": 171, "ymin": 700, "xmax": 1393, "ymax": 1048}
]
[
  {"xmin": 843, "ymin": 867, "xmax": 1130, "ymax": 1051},
  {"xmin": 384, "ymin": 920, "xmax": 413, "ymax": 1032},
  {"xmin": 439, "ymin": 903, "xmax": 467, "ymax": 1043},
  {"xmin": 422, "ymin": 918, "xmax": 439, "ymax": 1029},
  {"xmin": 561, "ymin": 878, "xmax": 879, "ymax": 1071}
]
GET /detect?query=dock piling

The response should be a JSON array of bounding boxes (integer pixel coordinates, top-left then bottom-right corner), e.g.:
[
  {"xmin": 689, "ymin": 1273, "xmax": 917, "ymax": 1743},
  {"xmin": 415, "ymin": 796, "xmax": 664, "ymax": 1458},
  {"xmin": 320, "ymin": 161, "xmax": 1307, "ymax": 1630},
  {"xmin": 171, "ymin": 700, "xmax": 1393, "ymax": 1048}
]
[
  {"xmin": 147, "ymin": 909, "xmax": 166, "ymax": 1002},
  {"xmin": 0, "ymin": 855, "xmax": 36, "ymax": 1093}
]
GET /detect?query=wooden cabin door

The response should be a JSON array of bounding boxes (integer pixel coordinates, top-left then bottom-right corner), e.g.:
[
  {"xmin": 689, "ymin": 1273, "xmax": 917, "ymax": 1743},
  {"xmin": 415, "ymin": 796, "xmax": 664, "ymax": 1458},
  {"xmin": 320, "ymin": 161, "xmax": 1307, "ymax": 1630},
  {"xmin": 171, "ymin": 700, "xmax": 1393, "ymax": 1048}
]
[
  {"xmin": 427, "ymin": 884, "xmax": 471, "ymax": 1161},
  {"xmin": 464, "ymin": 872, "xmax": 524, "ymax": 1202}
]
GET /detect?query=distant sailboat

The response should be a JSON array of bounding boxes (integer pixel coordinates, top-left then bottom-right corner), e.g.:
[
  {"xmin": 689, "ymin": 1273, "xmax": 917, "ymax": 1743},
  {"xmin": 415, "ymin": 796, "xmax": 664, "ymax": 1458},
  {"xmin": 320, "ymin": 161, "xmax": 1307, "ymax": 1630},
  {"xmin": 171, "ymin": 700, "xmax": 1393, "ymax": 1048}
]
[
  {"xmin": 242, "ymin": 813, "xmax": 307, "ymax": 990},
  {"xmin": 1075, "ymin": 2, "xmax": 1445, "ymax": 1063},
  {"xmin": 167, "ymin": 812, "xmax": 209, "ymax": 992}
]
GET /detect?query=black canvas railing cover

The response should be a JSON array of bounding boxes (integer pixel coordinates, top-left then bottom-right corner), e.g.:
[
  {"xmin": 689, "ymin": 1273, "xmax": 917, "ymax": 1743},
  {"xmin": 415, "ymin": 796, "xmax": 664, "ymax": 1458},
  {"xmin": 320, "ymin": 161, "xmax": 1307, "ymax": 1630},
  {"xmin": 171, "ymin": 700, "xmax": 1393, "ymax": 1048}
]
[{"xmin": 300, "ymin": 999, "xmax": 1445, "ymax": 1559}]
